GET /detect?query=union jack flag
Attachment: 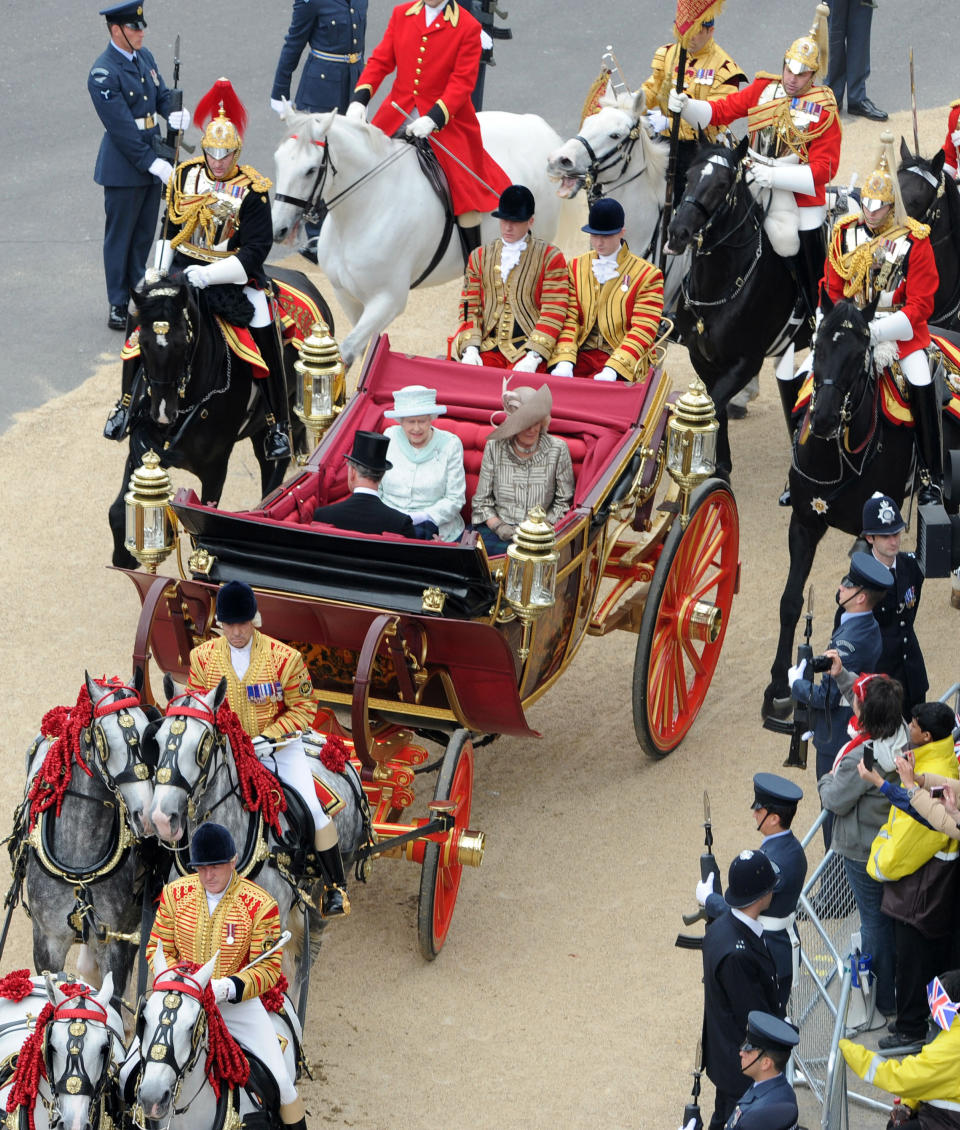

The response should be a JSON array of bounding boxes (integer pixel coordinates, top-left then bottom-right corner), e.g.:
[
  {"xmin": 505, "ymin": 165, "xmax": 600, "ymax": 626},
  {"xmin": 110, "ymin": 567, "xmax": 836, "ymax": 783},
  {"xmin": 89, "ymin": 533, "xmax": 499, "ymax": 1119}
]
[{"xmin": 927, "ymin": 976, "xmax": 959, "ymax": 1031}]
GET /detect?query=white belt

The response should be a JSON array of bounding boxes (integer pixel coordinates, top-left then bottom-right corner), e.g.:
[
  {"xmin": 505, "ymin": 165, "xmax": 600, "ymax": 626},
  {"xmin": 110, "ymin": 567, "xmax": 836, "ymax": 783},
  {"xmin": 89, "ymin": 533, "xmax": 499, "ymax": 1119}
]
[
  {"xmin": 133, "ymin": 115, "xmax": 156, "ymax": 130},
  {"xmin": 929, "ymin": 1100, "xmax": 960, "ymax": 1112},
  {"xmin": 759, "ymin": 912, "xmax": 797, "ymax": 933}
]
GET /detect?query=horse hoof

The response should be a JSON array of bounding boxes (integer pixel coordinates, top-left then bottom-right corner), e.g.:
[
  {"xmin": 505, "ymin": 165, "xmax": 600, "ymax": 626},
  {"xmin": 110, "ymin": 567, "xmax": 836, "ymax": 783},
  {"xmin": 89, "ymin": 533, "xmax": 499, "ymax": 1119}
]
[{"xmin": 761, "ymin": 688, "xmax": 793, "ymax": 722}]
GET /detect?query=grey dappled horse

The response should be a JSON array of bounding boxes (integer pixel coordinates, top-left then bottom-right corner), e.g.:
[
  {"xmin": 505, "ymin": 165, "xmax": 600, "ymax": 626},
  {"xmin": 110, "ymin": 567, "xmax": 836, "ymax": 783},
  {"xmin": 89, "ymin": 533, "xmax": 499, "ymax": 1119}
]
[
  {"xmin": 0, "ymin": 972, "xmax": 123, "ymax": 1130},
  {"xmin": 148, "ymin": 676, "xmax": 366, "ymax": 1005},
  {"xmin": 18, "ymin": 671, "xmax": 157, "ymax": 1006}
]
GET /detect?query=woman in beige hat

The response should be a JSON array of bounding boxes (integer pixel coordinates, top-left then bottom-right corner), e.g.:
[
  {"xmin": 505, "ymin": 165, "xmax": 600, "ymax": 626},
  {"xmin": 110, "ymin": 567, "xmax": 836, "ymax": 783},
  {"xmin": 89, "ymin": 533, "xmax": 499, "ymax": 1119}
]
[
  {"xmin": 471, "ymin": 384, "xmax": 574, "ymax": 555},
  {"xmin": 380, "ymin": 385, "xmax": 467, "ymax": 541}
]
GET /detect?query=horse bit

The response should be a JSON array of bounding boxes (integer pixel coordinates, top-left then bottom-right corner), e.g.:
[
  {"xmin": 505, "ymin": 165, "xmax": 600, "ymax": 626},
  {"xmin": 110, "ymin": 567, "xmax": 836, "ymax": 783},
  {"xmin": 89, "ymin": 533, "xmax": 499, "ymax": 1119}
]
[{"xmin": 573, "ymin": 121, "xmax": 645, "ymax": 203}]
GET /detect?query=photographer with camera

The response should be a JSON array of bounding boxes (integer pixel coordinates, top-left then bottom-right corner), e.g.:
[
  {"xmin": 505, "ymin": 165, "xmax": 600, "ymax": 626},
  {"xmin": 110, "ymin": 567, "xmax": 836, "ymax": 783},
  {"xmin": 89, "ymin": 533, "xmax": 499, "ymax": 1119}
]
[
  {"xmin": 818, "ymin": 657, "xmax": 908, "ymax": 1025},
  {"xmin": 789, "ymin": 552, "xmax": 893, "ymax": 847}
]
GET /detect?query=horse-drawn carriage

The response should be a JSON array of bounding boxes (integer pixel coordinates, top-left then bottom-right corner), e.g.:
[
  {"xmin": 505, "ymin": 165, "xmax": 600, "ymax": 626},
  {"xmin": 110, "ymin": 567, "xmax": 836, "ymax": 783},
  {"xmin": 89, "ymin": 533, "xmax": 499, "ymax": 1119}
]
[{"xmin": 122, "ymin": 335, "xmax": 740, "ymax": 955}]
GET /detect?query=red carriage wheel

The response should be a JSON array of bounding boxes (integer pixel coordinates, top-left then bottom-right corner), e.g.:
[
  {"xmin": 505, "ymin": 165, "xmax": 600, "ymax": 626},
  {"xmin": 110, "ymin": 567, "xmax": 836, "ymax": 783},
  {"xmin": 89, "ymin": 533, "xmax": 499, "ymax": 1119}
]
[
  {"xmin": 632, "ymin": 480, "xmax": 740, "ymax": 758},
  {"xmin": 417, "ymin": 730, "xmax": 475, "ymax": 960}
]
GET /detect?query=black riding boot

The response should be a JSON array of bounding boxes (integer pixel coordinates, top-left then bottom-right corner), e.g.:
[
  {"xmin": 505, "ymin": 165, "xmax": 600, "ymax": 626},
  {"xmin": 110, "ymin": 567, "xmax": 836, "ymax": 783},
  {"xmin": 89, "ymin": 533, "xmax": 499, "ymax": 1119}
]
[
  {"xmin": 104, "ymin": 350, "xmax": 140, "ymax": 441},
  {"xmin": 459, "ymin": 222, "xmax": 482, "ymax": 261},
  {"xmin": 909, "ymin": 381, "xmax": 944, "ymax": 505},
  {"xmin": 792, "ymin": 227, "xmax": 827, "ymax": 328},
  {"xmin": 777, "ymin": 375, "xmax": 805, "ymax": 434},
  {"xmin": 250, "ymin": 323, "xmax": 293, "ymax": 461},
  {"xmin": 316, "ymin": 843, "xmax": 350, "ymax": 917}
]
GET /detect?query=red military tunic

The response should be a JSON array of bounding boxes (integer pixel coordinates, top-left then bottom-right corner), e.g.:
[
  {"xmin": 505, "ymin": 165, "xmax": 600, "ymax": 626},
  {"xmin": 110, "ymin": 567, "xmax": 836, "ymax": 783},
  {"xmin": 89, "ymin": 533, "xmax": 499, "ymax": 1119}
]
[
  {"xmin": 353, "ymin": 0, "xmax": 509, "ymax": 213},
  {"xmin": 943, "ymin": 99, "xmax": 960, "ymax": 175},
  {"xmin": 706, "ymin": 74, "xmax": 842, "ymax": 209},
  {"xmin": 824, "ymin": 214, "xmax": 939, "ymax": 358}
]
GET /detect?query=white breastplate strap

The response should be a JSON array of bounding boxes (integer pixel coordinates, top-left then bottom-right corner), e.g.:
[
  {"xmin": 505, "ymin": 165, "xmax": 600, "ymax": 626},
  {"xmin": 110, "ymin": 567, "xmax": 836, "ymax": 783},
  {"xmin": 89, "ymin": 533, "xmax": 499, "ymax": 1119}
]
[{"xmin": 759, "ymin": 911, "xmax": 797, "ymax": 933}]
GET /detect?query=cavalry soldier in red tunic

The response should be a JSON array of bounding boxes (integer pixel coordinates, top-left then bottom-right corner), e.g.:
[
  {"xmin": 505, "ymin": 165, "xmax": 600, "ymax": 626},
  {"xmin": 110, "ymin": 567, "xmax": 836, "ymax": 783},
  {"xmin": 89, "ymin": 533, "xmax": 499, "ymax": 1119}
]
[
  {"xmin": 550, "ymin": 199, "xmax": 664, "ymax": 383},
  {"xmin": 187, "ymin": 580, "xmax": 349, "ymax": 917},
  {"xmin": 144, "ymin": 823, "xmax": 307, "ymax": 1130},
  {"xmin": 822, "ymin": 134, "xmax": 942, "ymax": 504},
  {"xmin": 345, "ymin": 0, "xmax": 510, "ymax": 255},
  {"xmin": 452, "ymin": 184, "xmax": 568, "ymax": 371},
  {"xmin": 669, "ymin": 3, "xmax": 841, "ymax": 324},
  {"xmin": 943, "ymin": 99, "xmax": 960, "ymax": 180}
]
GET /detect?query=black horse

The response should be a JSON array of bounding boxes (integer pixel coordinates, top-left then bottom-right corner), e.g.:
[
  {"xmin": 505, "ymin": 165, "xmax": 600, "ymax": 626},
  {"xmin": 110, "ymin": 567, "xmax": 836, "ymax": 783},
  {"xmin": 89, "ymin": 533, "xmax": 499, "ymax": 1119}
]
[
  {"xmin": 109, "ymin": 267, "xmax": 332, "ymax": 568},
  {"xmin": 898, "ymin": 139, "xmax": 960, "ymax": 331},
  {"xmin": 761, "ymin": 294, "xmax": 960, "ymax": 718},
  {"xmin": 668, "ymin": 136, "xmax": 812, "ymax": 476}
]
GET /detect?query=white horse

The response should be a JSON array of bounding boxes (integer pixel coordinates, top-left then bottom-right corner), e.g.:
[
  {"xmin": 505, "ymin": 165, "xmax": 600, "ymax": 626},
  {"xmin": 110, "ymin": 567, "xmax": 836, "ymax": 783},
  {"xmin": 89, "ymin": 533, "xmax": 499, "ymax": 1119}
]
[
  {"xmin": 273, "ymin": 107, "xmax": 569, "ymax": 366},
  {"xmin": 546, "ymin": 89, "xmax": 688, "ymax": 312}
]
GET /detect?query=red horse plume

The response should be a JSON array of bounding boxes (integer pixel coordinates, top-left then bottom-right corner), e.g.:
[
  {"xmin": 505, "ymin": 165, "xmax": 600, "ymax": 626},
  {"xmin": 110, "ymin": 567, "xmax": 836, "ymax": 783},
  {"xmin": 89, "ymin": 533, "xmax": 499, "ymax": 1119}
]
[{"xmin": 194, "ymin": 77, "xmax": 248, "ymax": 135}]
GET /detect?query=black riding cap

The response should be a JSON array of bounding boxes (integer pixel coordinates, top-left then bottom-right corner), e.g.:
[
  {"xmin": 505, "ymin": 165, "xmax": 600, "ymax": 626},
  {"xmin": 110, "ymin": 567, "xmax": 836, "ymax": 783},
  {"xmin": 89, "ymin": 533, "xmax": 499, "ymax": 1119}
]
[
  {"xmin": 189, "ymin": 823, "xmax": 237, "ymax": 867},
  {"xmin": 492, "ymin": 184, "xmax": 536, "ymax": 222},
  {"xmin": 216, "ymin": 580, "xmax": 258, "ymax": 624}
]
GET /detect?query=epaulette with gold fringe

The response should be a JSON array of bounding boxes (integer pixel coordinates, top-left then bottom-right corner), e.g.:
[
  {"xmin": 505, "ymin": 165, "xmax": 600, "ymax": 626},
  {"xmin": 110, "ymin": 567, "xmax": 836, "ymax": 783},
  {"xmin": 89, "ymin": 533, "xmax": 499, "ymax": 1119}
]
[
  {"xmin": 951, "ymin": 98, "xmax": 960, "ymax": 109},
  {"xmin": 755, "ymin": 71, "xmax": 781, "ymax": 82},
  {"xmin": 905, "ymin": 216, "xmax": 931, "ymax": 240},
  {"xmin": 239, "ymin": 164, "xmax": 273, "ymax": 193}
]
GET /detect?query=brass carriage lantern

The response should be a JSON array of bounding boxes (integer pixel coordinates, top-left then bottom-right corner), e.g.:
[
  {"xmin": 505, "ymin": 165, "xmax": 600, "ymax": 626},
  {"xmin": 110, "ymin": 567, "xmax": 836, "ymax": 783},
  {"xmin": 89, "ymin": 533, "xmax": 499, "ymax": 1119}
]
[
  {"xmin": 503, "ymin": 507, "xmax": 558, "ymax": 661},
  {"xmin": 123, "ymin": 450, "xmax": 176, "ymax": 572},
  {"xmin": 666, "ymin": 376, "xmax": 720, "ymax": 527},
  {"xmin": 293, "ymin": 320, "xmax": 344, "ymax": 456}
]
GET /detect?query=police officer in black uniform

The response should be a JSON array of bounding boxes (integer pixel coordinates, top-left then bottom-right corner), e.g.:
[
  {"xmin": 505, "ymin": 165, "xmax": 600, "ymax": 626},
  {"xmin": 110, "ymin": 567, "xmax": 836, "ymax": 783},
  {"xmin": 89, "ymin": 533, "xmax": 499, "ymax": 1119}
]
[
  {"xmin": 88, "ymin": 2, "xmax": 188, "ymax": 330},
  {"xmin": 702, "ymin": 850, "xmax": 784, "ymax": 1130},
  {"xmin": 270, "ymin": 0, "xmax": 368, "ymax": 261},
  {"xmin": 861, "ymin": 492, "xmax": 928, "ymax": 717},
  {"xmin": 724, "ymin": 1012, "xmax": 800, "ymax": 1130}
]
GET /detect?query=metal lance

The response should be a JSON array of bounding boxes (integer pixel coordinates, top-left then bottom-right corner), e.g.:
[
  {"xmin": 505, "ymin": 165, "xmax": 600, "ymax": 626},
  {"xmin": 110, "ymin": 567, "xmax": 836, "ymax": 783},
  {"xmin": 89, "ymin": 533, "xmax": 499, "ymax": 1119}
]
[
  {"xmin": 659, "ymin": 41, "xmax": 688, "ymax": 270},
  {"xmin": 909, "ymin": 47, "xmax": 920, "ymax": 157}
]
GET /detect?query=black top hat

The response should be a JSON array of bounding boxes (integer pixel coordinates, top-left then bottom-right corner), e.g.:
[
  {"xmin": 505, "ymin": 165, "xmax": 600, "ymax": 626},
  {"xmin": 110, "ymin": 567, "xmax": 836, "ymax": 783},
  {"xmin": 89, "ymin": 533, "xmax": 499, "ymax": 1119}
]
[
  {"xmin": 582, "ymin": 197, "xmax": 626, "ymax": 235},
  {"xmin": 724, "ymin": 849, "xmax": 782, "ymax": 908},
  {"xmin": 216, "ymin": 580, "xmax": 258, "ymax": 624},
  {"xmin": 189, "ymin": 822, "xmax": 237, "ymax": 867},
  {"xmin": 100, "ymin": 1, "xmax": 147, "ymax": 28},
  {"xmin": 844, "ymin": 551, "xmax": 894, "ymax": 593},
  {"xmin": 346, "ymin": 431, "xmax": 392, "ymax": 473},
  {"xmin": 752, "ymin": 772, "xmax": 803, "ymax": 812},
  {"xmin": 745, "ymin": 1011, "xmax": 800, "ymax": 1053},
  {"xmin": 492, "ymin": 184, "xmax": 536, "ymax": 222},
  {"xmin": 861, "ymin": 492, "xmax": 905, "ymax": 537}
]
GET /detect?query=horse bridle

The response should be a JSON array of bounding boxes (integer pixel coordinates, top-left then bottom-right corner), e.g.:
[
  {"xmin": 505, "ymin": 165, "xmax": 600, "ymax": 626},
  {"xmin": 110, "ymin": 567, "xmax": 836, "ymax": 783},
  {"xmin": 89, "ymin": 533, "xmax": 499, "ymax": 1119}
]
[
  {"xmin": 44, "ymin": 991, "xmax": 123, "ymax": 1124},
  {"xmin": 141, "ymin": 291, "xmax": 199, "ymax": 403},
  {"xmin": 87, "ymin": 682, "xmax": 153, "ymax": 797},
  {"xmin": 573, "ymin": 121, "xmax": 645, "ymax": 204},
  {"xmin": 156, "ymin": 693, "xmax": 220, "ymax": 799}
]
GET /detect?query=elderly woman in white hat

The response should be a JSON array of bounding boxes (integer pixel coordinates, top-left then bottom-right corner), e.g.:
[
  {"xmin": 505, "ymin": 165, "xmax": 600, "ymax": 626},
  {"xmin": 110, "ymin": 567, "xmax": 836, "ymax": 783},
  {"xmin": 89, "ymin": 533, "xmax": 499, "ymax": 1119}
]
[
  {"xmin": 380, "ymin": 385, "xmax": 467, "ymax": 541},
  {"xmin": 471, "ymin": 384, "xmax": 574, "ymax": 556}
]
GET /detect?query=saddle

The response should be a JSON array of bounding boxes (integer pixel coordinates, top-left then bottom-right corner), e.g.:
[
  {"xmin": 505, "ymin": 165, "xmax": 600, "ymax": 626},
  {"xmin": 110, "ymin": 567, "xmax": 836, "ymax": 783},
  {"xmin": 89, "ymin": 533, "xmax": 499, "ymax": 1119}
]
[{"xmin": 406, "ymin": 138, "xmax": 469, "ymax": 283}]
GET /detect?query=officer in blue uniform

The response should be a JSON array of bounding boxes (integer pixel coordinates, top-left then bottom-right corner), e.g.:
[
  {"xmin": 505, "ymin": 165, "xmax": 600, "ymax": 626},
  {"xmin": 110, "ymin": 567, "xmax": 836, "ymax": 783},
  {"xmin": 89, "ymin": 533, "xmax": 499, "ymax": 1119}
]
[
  {"xmin": 789, "ymin": 552, "xmax": 892, "ymax": 845},
  {"xmin": 701, "ymin": 774, "xmax": 807, "ymax": 1012},
  {"xmin": 861, "ymin": 493, "xmax": 928, "ymax": 716},
  {"xmin": 724, "ymin": 1012, "xmax": 800, "ymax": 1130},
  {"xmin": 270, "ymin": 0, "xmax": 367, "ymax": 262},
  {"xmin": 702, "ymin": 850, "xmax": 784, "ymax": 1130},
  {"xmin": 88, "ymin": 2, "xmax": 188, "ymax": 330}
]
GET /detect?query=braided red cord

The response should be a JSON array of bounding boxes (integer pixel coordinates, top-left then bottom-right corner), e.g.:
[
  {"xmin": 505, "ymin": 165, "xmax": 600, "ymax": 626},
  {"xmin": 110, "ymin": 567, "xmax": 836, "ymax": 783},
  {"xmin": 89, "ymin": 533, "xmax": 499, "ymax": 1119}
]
[
  {"xmin": 260, "ymin": 974, "xmax": 289, "ymax": 1014},
  {"xmin": 320, "ymin": 735, "xmax": 349, "ymax": 774},
  {"xmin": 6, "ymin": 984, "xmax": 90, "ymax": 1130},
  {"xmin": 214, "ymin": 705, "xmax": 287, "ymax": 835},
  {"xmin": 0, "ymin": 969, "xmax": 36, "ymax": 1002},
  {"xmin": 28, "ymin": 686, "xmax": 95, "ymax": 829},
  {"xmin": 167, "ymin": 963, "xmax": 250, "ymax": 1099}
]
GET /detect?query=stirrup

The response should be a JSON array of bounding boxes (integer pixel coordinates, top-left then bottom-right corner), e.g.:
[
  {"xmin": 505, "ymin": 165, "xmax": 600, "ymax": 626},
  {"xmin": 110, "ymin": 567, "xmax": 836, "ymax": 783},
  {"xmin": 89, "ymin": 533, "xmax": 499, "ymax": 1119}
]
[
  {"xmin": 917, "ymin": 478, "xmax": 943, "ymax": 507},
  {"xmin": 321, "ymin": 884, "xmax": 350, "ymax": 918},
  {"xmin": 263, "ymin": 422, "xmax": 292, "ymax": 461},
  {"xmin": 103, "ymin": 395, "xmax": 132, "ymax": 441}
]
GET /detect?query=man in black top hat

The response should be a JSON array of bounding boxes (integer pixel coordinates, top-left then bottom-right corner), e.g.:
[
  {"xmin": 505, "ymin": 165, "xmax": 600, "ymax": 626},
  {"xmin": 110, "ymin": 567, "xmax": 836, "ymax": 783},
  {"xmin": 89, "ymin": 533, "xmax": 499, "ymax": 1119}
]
[
  {"xmin": 723, "ymin": 1011, "xmax": 800, "ymax": 1130},
  {"xmin": 789, "ymin": 551, "xmax": 893, "ymax": 844},
  {"xmin": 88, "ymin": 3, "xmax": 187, "ymax": 330},
  {"xmin": 702, "ymin": 849, "xmax": 784, "ymax": 1130},
  {"xmin": 313, "ymin": 432, "xmax": 416, "ymax": 535},
  {"xmin": 452, "ymin": 185, "xmax": 569, "ymax": 372},
  {"xmin": 861, "ymin": 492, "xmax": 928, "ymax": 716},
  {"xmin": 700, "ymin": 774, "xmax": 807, "ymax": 1011}
]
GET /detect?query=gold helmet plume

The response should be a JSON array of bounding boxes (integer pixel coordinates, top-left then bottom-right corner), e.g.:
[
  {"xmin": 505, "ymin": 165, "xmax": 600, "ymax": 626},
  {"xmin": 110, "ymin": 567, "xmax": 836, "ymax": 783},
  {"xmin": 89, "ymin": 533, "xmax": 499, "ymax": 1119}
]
[
  {"xmin": 784, "ymin": 3, "xmax": 830, "ymax": 81},
  {"xmin": 862, "ymin": 130, "xmax": 907, "ymax": 226},
  {"xmin": 195, "ymin": 77, "xmax": 247, "ymax": 164}
]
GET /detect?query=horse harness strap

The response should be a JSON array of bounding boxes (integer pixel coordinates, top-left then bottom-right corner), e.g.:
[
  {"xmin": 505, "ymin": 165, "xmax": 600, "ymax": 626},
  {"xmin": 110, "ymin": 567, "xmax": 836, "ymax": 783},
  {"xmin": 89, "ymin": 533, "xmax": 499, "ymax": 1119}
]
[{"xmin": 575, "ymin": 125, "xmax": 644, "ymax": 204}]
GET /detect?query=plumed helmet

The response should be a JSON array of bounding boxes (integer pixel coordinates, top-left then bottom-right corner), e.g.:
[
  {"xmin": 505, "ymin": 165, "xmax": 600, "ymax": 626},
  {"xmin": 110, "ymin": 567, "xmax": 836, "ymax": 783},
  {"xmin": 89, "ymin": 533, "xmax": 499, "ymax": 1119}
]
[
  {"xmin": 784, "ymin": 2, "xmax": 830, "ymax": 80},
  {"xmin": 724, "ymin": 849, "xmax": 782, "ymax": 908},
  {"xmin": 861, "ymin": 131, "xmax": 908, "ymax": 225},
  {"xmin": 189, "ymin": 822, "xmax": 237, "ymax": 866},
  {"xmin": 215, "ymin": 580, "xmax": 258, "ymax": 624},
  {"xmin": 861, "ymin": 491, "xmax": 906, "ymax": 536},
  {"xmin": 195, "ymin": 78, "xmax": 247, "ymax": 163}
]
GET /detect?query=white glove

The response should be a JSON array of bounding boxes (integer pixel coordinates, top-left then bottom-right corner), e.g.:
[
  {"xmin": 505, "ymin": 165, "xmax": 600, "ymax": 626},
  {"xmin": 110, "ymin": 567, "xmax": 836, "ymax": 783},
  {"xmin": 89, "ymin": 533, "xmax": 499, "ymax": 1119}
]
[
  {"xmin": 667, "ymin": 89, "xmax": 689, "ymax": 115},
  {"xmin": 406, "ymin": 115, "xmax": 438, "ymax": 139},
  {"xmin": 647, "ymin": 109, "xmax": 669, "ymax": 134},
  {"xmin": 952, "ymin": 129, "xmax": 960, "ymax": 149},
  {"xmin": 345, "ymin": 101, "xmax": 367, "ymax": 123},
  {"xmin": 680, "ymin": 1120, "xmax": 697, "ymax": 1130},
  {"xmin": 695, "ymin": 870, "xmax": 715, "ymax": 907},
  {"xmin": 184, "ymin": 255, "xmax": 247, "ymax": 290},
  {"xmin": 512, "ymin": 350, "xmax": 543, "ymax": 373},
  {"xmin": 667, "ymin": 90, "xmax": 711, "ymax": 130},
  {"xmin": 152, "ymin": 240, "xmax": 174, "ymax": 272},
  {"xmin": 551, "ymin": 361, "xmax": 575, "ymax": 378},
  {"xmin": 480, "ymin": 29, "xmax": 493, "ymax": 50},
  {"xmin": 409, "ymin": 511, "xmax": 432, "ymax": 525},
  {"xmin": 270, "ymin": 98, "xmax": 286, "ymax": 117},
  {"xmin": 149, "ymin": 157, "xmax": 174, "ymax": 185},
  {"xmin": 768, "ymin": 162, "xmax": 814, "ymax": 195},
  {"xmin": 210, "ymin": 978, "xmax": 233, "ymax": 1004},
  {"xmin": 749, "ymin": 162, "xmax": 775, "ymax": 190},
  {"xmin": 787, "ymin": 659, "xmax": 808, "ymax": 688},
  {"xmin": 167, "ymin": 108, "xmax": 191, "ymax": 131},
  {"xmin": 460, "ymin": 345, "xmax": 482, "ymax": 366},
  {"xmin": 869, "ymin": 311, "xmax": 912, "ymax": 344},
  {"xmin": 252, "ymin": 735, "xmax": 273, "ymax": 756},
  {"xmin": 594, "ymin": 366, "xmax": 618, "ymax": 382}
]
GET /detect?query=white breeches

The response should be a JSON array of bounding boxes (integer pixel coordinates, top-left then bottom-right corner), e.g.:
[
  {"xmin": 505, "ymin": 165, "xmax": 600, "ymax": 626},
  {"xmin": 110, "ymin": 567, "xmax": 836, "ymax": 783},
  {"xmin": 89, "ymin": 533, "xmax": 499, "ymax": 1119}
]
[
  {"xmin": 263, "ymin": 734, "xmax": 329, "ymax": 831},
  {"xmin": 244, "ymin": 285, "xmax": 271, "ymax": 328},
  {"xmin": 798, "ymin": 204, "xmax": 826, "ymax": 231},
  {"xmin": 900, "ymin": 348, "xmax": 932, "ymax": 387},
  {"xmin": 221, "ymin": 997, "xmax": 297, "ymax": 1104}
]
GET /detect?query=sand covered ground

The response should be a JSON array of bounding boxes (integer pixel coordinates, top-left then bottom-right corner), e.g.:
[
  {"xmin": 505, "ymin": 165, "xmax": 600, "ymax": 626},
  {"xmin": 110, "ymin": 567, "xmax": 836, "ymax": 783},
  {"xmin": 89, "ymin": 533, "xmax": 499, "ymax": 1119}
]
[{"xmin": 0, "ymin": 107, "xmax": 956, "ymax": 1128}]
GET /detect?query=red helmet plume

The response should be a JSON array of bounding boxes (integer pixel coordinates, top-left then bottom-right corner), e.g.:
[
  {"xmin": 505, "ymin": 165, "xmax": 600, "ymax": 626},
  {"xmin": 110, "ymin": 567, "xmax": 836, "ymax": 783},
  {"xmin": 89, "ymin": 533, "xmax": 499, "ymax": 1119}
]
[{"xmin": 195, "ymin": 77, "xmax": 248, "ymax": 143}]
